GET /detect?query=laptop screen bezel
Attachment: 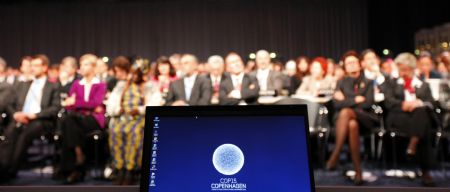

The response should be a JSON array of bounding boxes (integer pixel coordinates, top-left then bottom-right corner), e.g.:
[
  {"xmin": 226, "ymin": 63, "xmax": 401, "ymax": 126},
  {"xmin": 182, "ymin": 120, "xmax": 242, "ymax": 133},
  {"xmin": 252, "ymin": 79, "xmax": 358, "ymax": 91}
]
[{"xmin": 140, "ymin": 105, "xmax": 315, "ymax": 192}]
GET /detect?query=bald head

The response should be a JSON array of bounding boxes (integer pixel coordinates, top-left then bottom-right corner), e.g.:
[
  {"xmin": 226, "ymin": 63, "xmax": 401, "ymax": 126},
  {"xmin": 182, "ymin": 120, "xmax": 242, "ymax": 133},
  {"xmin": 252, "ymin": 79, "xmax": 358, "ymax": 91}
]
[{"xmin": 255, "ymin": 49, "xmax": 271, "ymax": 69}]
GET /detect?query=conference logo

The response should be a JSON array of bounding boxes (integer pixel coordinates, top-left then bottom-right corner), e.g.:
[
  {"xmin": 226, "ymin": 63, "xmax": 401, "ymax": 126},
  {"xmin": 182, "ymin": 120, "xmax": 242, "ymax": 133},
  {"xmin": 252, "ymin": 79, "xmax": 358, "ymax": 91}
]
[{"xmin": 211, "ymin": 144, "xmax": 247, "ymax": 191}]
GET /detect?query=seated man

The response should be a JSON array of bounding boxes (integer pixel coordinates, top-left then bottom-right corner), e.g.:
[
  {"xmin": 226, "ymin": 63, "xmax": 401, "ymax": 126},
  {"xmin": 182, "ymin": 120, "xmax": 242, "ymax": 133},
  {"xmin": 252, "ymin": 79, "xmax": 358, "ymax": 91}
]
[
  {"xmin": 219, "ymin": 52, "xmax": 259, "ymax": 105},
  {"xmin": 250, "ymin": 50, "xmax": 283, "ymax": 96},
  {"xmin": 165, "ymin": 54, "xmax": 212, "ymax": 106},
  {"xmin": 0, "ymin": 54, "xmax": 60, "ymax": 180},
  {"xmin": 385, "ymin": 52, "xmax": 435, "ymax": 186}
]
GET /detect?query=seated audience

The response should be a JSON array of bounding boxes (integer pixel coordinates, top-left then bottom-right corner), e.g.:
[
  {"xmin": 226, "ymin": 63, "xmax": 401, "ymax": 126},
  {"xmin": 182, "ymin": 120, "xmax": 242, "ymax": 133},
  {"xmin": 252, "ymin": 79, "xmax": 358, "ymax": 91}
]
[
  {"xmin": 108, "ymin": 57, "xmax": 161, "ymax": 185},
  {"xmin": 206, "ymin": 55, "xmax": 226, "ymax": 104},
  {"xmin": 251, "ymin": 50, "xmax": 283, "ymax": 96},
  {"xmin": 96, "ymin": 58, "xmax": 117, "ymax": 92},
  {"xmin": 440, "ymin": 51, "xmax": 450, "ymax": 80},
  {"xmin": 219, "ymin": 52, "xmax": 259, "ymax": 105},
  {"xmin": 16, "ymin": 56, "xmax": 34, "ymax": 83},
  {"xmin": 0, "ymin": 54, "xmax": 60, "ymax": 181},
  {"xmin": 58, "ymin": 56, "xmax": 80, "ymax": 96},
  {"xmin": 0, "ymin": 57, "xmax": 14, "ymax": 120},
  {"xmin": 417, "ymin": 54, "xmax": 442, "ymax": 80},
  {"xmin": 0, "ymin": 57, "xmax": 9, "ymax": 84},
  {"xmin": 151, "ymin": 56, "xmax": 177, "ymax": 103},
  {"xmin": 294, "ymin": 57, "xmax": 334, "ymax": 128},
  {"xmin": 169, "ymin": 53, "xmax": 183, "ymax": 77},
  {"xmin": 165, "ymin": 54, "xmax": 212, "ymax": 106},
  {"xmin": 360, "ymin": 49, "xmax": 391, "ymax": 102},
  {"xmin": 289, "ymin": 56, "xmax": 309, "ymax": 95},
  {"xmin": 59, "ymin": 54, "xmax": 107, "ymax": 184},
  {"xmin": 244, "ymin": 59, "xmax": 256, "ymax": 74},
  {"xmin": 47, "ymin": 64, "xmax": 60, "ymax": 83},
  {"xmin": 283, "ymin": 60, "xmax": 297, "ymax": 95},
  {"xmin": 295, "ymin": 57, "xmax": 334, "ymax": 97},
  {"xmin": 384, "ymin": 52, "xmax": 435, "ymax": 186},
  {"xmin": 326, "ymin": 51, "xmax": 377, "ymax": 185}
]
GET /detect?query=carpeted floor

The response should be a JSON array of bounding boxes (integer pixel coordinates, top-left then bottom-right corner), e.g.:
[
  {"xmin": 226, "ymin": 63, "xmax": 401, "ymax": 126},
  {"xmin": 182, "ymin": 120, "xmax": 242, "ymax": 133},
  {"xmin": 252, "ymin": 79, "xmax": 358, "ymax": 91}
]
[{"xmin": 1, "ymin": 165, "xmax": 449, "ymax": 188}]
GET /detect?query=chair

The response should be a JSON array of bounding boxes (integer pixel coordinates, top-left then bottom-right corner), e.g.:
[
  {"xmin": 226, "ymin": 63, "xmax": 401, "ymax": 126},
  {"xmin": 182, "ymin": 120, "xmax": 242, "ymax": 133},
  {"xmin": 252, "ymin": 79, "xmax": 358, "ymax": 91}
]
[
  {"xmin": 386, "ymin": 102, "xmax": 439, "ymax": 178},
  {"xmin": 434, "ymin": 105, "xmax": 449, "ymax": 179},
  {"xmin": 85, "ymin": 128, "xmax": 107, "ymax": 179},
  {"xmin": 0, "ymin": 112, "xmax": 8, "ymax": 144}
]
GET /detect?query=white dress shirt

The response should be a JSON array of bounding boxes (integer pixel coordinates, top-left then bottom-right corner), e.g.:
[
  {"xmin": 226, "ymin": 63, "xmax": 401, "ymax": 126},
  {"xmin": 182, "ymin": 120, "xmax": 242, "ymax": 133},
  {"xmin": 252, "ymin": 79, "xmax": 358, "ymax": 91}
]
[
  {"xmin": 79, "ymin": 77, "xmax": 101, "ymax": 102},
  {"xmin": 256, "ymin": 68, "xmax": 270, "ymax": 91},
  {"xmin": 183, "ymin": 74, "xmax": 197, "ymax": 101}
]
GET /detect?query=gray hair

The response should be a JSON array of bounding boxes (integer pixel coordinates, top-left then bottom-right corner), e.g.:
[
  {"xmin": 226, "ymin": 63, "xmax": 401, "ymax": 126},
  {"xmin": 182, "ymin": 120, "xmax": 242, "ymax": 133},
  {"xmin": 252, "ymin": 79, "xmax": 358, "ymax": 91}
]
[
  {"xmin": 207, "ymin": 55, "xmax": 224, "ymax": 66},
  {"xmin": 394, "ymin": 52, "xmax": 417, "ymax": 69}
]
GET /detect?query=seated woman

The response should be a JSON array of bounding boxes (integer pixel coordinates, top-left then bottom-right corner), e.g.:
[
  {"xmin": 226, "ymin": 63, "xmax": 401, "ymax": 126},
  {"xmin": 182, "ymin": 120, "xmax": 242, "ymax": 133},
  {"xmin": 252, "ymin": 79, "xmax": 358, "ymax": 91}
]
[
  {"xmin": 151, "ymin": 56, "xmax": 177, "ymax": 104},
  {"xmin": 288, "ymin": 56, "xmax": 309, "ymax": 95},
  {"xmin": 108, "ymin": 59, "xmax": 162, "ymax": 185},
  {"xmin": 294, "ymin": 57, "xmax": 334, "ymax": 128},
  {"xmin": 59, "ymin": 54, "xmax": 107, "ymax": 184},
  {"xmin": 326, "ymin": 51, "xmax": 377, "ymax": 185},
  {"xmin": 384, "ymin": 53, "xmax": 435, "ymax": 186}
]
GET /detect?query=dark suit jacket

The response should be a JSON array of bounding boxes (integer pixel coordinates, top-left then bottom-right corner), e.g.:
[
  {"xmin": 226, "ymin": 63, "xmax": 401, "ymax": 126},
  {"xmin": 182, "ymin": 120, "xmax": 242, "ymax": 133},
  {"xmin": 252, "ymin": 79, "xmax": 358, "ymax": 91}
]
[
  {"xmin": 7, "ymin": 79, "xmax": 61, "ymax": 121},
  {"xmin": 384, "ymin": 78, "xmax": 434, "ymax": 113},
  {"xmin": 58, "ymin": 74, "xmax": 80, "ymax": 95},
  {"xmin": 205, "ymin": 73, "xmax": 228, "ymax": 86},
  {"xmin": 219, "ymin": 73, "xmax": 260, "ymax": 105},
  {"xmin": 0, "ymin": 82, "xmax": 14, "ymax": 112},
  {"xmin": 333, "ymin": 75, "xmax": 375, "ymax": 111},
  {"xmin": 165, "ymin": 75, "xmax": 212, "ymax": 106}
]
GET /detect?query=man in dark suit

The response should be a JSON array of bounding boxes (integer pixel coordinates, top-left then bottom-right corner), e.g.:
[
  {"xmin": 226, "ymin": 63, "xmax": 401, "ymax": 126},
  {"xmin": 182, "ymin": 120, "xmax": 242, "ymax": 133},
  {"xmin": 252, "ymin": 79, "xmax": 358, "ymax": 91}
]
[
  {"xmin": 0, "ymin": 54, "xmax": 60, "ymax": 180},
  {"xmin": 384, "ymin": 52, "xmax": 435, "ymax": 186},
  {"xmin": 206, "ymin": 55, "xmax": 227, "ymax": 105},
  {"xmin": 165, "ymin": 54, "xmax": 212, "ymax": 106},
  {"xmin": 219, "ymin": 53, "xmax": 259, "ymax": 105},
  {"xmin": 250, "ymin": 49, "xmax": 283, "ymax": 96},
  {"xmin": 0, "ymin": 58, "xmax": 15, "ymax": 130}
]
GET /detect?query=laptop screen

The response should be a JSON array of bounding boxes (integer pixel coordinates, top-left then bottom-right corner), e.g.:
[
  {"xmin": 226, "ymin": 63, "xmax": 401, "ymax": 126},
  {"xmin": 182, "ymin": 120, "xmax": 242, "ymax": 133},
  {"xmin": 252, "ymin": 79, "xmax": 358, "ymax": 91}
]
[{"xmin": 142, "ymin": 106, "xmax": 313, "ymax": 192}]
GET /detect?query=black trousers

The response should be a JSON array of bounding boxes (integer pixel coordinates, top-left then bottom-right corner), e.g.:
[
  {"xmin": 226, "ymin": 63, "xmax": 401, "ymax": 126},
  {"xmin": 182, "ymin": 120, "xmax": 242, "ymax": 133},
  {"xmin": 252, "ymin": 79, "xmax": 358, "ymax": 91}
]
[
  {"xmin": 59, "ymin": 112, "xmax": 100, "ymax": 173},
  {"xmin": 0, "ymin": 120, "xmax": 53, "ymax": 176},
  {"xmin": 387, "ymin": 107, "xmax": 434, "ymax": 170}
]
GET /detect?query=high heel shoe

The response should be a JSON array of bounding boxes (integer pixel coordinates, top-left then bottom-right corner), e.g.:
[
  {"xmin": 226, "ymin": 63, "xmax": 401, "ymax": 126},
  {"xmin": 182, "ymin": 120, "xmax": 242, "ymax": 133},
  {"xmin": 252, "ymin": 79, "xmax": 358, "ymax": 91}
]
[
  {"xmin": 113, "ymin": 169, "xmax": 125, "ymax": 185},
  {"xmin": 325, "ymin": 159, "xmax": 338, "ymax": 171},
  {"xmin": 406, "ymin": 148, "xmax": 416, "ymax": 161},
  {"xmin": 353, "ymin": 178, "xmax": 364, "ymax": 186},
  {"xmin": 421, "ymin": 172, "xmax": 436, "ymax": 187},
  {"xmin": 353, "ymin": 173, "xmax": 364, "ymax": 186},
  {"xmin": 64, "ymin": 171, "xmax": 85, "ymax": 185},
  {"xmin": 122, "ymin": 170, "xmax": 136, "ymax": 185}
]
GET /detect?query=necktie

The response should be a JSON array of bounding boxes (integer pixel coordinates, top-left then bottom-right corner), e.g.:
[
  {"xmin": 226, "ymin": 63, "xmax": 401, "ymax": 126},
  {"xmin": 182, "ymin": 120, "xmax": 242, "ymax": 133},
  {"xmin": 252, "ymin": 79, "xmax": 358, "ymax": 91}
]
[
  {"xmin": 234, "ymin": 77, "xmax": 241, "ymax": 90},
  {"xmin": 213, "ymin": 77, "xmax": 219, "ymax": 93},
  {"xmin": 23, "ymin": 80, "xmax": 41, "ymax": 113}
]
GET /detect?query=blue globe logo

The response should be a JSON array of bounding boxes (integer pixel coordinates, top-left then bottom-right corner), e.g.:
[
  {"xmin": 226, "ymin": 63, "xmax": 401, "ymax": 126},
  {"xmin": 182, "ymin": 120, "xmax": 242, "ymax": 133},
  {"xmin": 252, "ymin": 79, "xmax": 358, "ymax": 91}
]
[{"xmin": 212, "ymin": 144, "xmax": 245, "ymax": 175}]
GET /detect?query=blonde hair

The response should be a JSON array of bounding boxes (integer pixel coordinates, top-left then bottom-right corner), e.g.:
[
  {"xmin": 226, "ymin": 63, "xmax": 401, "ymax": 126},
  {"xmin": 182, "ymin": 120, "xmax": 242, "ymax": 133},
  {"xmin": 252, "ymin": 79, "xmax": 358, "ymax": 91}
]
[{"xmin": 79, "ymin": 54, "xmax": 98, "ymax": 66}]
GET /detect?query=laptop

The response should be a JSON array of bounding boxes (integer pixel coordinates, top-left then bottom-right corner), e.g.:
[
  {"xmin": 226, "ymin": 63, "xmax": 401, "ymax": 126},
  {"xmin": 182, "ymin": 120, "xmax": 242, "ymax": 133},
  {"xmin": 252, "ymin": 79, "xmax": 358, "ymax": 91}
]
[{"xmin": 140, "ymin": 105, "xmax": 315, "ymax": 192}]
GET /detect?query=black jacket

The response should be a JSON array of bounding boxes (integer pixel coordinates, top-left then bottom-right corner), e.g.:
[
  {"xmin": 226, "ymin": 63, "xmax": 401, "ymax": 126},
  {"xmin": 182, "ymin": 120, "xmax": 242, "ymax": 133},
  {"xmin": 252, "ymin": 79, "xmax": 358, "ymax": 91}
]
[
  {"xmin": 7, "ymin": 80, "xmax": 61, "ymax": 120},
  {"xmin": 333, "ymin": 74, "xmax": 375, "ymax": 111},
  {"xmin": 219, "ymin": 73, "xmax": 260, "ymax": 105},
  {"xmin": 165, "ymin": 75, "xmax": 212, "ymax": 106}
]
